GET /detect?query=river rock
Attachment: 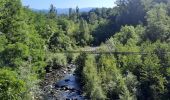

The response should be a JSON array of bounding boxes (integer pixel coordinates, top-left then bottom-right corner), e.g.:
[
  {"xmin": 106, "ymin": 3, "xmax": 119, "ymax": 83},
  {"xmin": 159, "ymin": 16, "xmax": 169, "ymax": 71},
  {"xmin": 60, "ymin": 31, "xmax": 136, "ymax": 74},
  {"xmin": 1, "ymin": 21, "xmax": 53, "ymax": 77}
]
[
  {"xmin": 65, "ymin": 79, "xmax": 70, "ymax": 82},
  {"xmin": 63, "ymin": 71, "xmax": 67, "ymax": 74},
  {"xmin": 55, "ymin": 84, "xmax": 59, "ymax": 88}
]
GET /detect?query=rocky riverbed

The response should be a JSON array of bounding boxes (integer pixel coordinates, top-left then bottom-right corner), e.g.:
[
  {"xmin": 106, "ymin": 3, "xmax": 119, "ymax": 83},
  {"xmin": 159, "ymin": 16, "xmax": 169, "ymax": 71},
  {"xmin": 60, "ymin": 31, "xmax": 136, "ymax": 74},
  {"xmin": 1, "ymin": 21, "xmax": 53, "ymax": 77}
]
[{"xmin": 41, "ymin": 64, "xmax": 87, "ymax": 100}]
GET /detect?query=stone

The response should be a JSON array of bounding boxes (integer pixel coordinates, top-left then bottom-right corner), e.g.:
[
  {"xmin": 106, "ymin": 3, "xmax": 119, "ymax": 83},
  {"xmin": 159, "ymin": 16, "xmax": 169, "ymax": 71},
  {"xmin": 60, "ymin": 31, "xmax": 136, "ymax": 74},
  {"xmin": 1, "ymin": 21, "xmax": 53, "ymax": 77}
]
[
  {"xmin": 63, "ymin": 71, "xmax": 67, "ymax": 74},
  {"xmin": 65, "ymin": 79, "xmax": 70, "ymax": 82},
  {"xmin": 55, "ymin": 84, "xmax": 59, "ymax": 88}
]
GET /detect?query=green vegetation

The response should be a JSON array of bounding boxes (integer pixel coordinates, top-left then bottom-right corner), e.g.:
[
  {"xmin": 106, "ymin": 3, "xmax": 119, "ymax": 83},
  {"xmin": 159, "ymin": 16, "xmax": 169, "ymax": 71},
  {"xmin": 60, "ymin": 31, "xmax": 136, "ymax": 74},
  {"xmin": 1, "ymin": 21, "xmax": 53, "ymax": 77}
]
[
  {"xmin": 0, "ymin": 0, "xmax": 170, "ymax": 99},
  {"xmin": 75, "ymin": 0, "xmax": 170, "ymax": 99}
]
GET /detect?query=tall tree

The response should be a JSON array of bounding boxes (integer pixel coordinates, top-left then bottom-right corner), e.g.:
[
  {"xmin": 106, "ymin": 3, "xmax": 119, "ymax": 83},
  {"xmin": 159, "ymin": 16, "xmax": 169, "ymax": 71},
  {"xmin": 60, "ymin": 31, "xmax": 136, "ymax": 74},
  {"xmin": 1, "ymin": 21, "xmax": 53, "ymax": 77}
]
[
  {"xmin": 48, "ymin": 4, "xmax": 57, "ymax": 19},
  {"xmin": 89, "ymin": 12, "xmax": 98, "ymax": 24},
  {"xmin": 144, "ymin": 3, "xmax": 170, "ymax": 42},
  {"xmin": 76, "ymin": 19, "xmax": 93, "ymax": 46},
  {"xmin": 76, "ymin": 6, "xmax": 80, "ymax": 20},
  {"xmin": 69, "ymin": 8, "xmax": 73, "ymax": 18},
  {"xmin": 116, "ymin": 0, "xmax": 146, "ymax": 26}
]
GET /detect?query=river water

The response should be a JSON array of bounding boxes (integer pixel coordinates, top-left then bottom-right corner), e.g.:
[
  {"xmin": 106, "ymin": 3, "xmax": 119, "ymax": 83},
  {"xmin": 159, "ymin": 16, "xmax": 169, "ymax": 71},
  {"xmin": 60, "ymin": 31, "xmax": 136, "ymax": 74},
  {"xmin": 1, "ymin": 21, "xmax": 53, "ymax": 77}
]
[{"xmin": 44, "ymin": 64, "xmax": 87, "ymax": 100}]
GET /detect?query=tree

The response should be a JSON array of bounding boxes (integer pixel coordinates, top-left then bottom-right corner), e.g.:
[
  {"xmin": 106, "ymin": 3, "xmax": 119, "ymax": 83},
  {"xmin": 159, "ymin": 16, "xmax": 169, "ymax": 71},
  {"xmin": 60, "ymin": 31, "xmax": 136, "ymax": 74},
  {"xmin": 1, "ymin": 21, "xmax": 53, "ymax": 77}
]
[
  {"xmin": 116, "ymin": 0, "xmax": 146, "ymax": 26},
  {"xmin": 139, "ymin": 54, "xmax": 167, "ymax": 100},
  {"xmin": 137, "ymin": 41, "xmax": 169, "ymax": 99},
  {"xmin": 48, "ymin": 4, "xmax": 57, "ymax": 19},
  {"xmin": 0, "ymin": 0, "xmax": 22, "ymax": 33},
  {"xmin": 76, "ymin": 6, "xmax": 80, "ymax": 21},
  {"xmin": 144, "ymin": 3, "xmax": 170, "ymax": 42},
  {"xmin": 0, "ymin": 34, "xmax": 8, "ymax": 52},
  {"xmin": 0, "ymin": 1, "xmax": 46, "ymax": 99},
  {"xmin": 113, "ymin": 25, "xmax": 143, "ymax": 45},
  {"xmin": 76, "ymin": 19, "xmax": 93, "ymax": 46},
  {"xmin": 69, "ymin": 8, "xmax": 73, "ymax": 18},
  {"xmin": 89, "ymin": 12, "xmax": 98, "ymax": 24},
  {"xmin": 97, "ymin": 55, "xmax": 137, "ymax": 99},
  {"xmin": 82, "ymin": 55, "xmax": 106, "ymax": 99},
  {"xmin": 48, "ymin": 30, "xmax": 74, "ymax": 51}
]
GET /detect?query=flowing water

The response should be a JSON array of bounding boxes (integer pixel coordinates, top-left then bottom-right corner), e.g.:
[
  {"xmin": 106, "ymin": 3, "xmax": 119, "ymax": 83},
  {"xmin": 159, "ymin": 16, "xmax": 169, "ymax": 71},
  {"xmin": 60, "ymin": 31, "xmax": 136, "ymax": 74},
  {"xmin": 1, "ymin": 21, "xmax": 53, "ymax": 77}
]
[{"xmin": 46, "ymin": 64, "xmax": 87, "ymax": 100}]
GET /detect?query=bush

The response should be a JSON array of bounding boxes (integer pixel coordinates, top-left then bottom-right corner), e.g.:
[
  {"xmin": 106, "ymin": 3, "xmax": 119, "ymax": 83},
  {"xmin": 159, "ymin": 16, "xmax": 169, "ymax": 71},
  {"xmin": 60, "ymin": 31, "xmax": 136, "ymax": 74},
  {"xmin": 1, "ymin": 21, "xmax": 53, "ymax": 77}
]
[
  {"xmin": 17, "ymin": 62, "xmax": 43, "ymax": 100},
  {"xmin": 66, "ymin": 53, "xmax": 79, "ymax": 63},
  {"xmin": 46, "ymin": 52, "xmax": 67, "ymax": 69},
  {"xmin": 0, "ymin": 68, "xmax": 26, "ymax": 100}
]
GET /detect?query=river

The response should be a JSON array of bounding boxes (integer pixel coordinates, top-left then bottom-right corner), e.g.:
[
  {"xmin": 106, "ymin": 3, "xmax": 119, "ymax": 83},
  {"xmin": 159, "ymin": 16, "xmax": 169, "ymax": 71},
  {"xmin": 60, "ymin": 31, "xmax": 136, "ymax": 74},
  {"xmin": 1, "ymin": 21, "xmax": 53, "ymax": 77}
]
[{"xmin": 42, "ymin": 64, "xmax": 87, "ymax": 100}]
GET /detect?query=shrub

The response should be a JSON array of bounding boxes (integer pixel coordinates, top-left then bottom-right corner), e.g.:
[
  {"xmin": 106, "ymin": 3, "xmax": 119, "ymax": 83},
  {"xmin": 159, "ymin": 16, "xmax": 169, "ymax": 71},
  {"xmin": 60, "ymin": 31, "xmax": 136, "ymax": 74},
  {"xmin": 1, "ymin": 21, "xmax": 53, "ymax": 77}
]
[
  {"xmin": 0, "ymin": 68, "xmax": 26, "ymax": 100},
  {"xmin": 46, "ymin": 52, "xmax": 67, "ymax": 69}
]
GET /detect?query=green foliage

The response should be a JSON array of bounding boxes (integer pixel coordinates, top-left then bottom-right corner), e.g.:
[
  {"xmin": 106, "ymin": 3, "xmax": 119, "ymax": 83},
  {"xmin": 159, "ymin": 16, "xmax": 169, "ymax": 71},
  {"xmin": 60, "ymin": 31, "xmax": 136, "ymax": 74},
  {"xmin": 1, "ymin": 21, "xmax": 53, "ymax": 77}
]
[
  {"xmin": 116, "ymin": 0, "xmax": 145, "ymax": 26},
  {"xmin": 66, "ymin": 53, "xmax": 79, "ymax": 63},
  {"xmin": 82, "ymin": 55, "xmax": 106, "ymax": 99},
  {"xmin": 0, "ymin": 43, "xmax": 29, "ymax": 67},
  {"xmin": 137, "ymin": 41, "xmax": 170, "ymax": 99},
  {"xmin": 97, "ymin": 55, "xmax": 137, "ymax": 99},
  {"xmin": 76, "ymin": 19, "xmax": 93, "ymax": 46},
  {"xmin": 89, "ymin": 12, "xmax": 98, "ymax": 24},
  {"xmin": 76, "ymin": 53, "xmax": 139, "ymax": 99},
  {"xmin": 0, "ymin": 0, "xmax": 170, "ymax": 99},
  {"xmin": 0, "ymin": 68, "xmax": 26, "ymax": 100},
  {"xmin": 145, "ymin": 3, "xmax": 170, "ymax": 42},
  {"xmin": 0, "ymin": 0, "xmax": 23, "ymax": 34},
  {"xmin": 46, "ymin": 52, "xmax": 67, "ymax": 68},
  {"xmin": 138, "ymin": 54, "xmax": 167, "ymax": 99},
  {"xmin": 48, "ymin": 4, "xmax": 57, "ymax": 19},
  {"xmin": 17, "ymin": 62, "xmax": 42, "ymax": 99},
  {"xmin": 0, "ymin": 34, "xmax": 8, "ymax": 52},
  {"xmin": 113, "ymin": 26, "xmax": 140, "ymax": 45},
  {"xmin": 0, "ymin": 0, "xmax": 46, "ymax": 99},
  {"xmin": 48, "ymin": 31, "xmax": 74, "ymax": 51}
]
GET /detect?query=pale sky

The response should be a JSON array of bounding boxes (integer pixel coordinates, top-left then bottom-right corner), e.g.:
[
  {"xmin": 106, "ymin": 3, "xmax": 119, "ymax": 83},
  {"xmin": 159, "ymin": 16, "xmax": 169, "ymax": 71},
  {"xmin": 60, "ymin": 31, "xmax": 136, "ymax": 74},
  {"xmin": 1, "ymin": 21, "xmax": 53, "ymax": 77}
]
[{"xmin": 22, "ymin": 0, "xmax": 116, "ymax": 9}]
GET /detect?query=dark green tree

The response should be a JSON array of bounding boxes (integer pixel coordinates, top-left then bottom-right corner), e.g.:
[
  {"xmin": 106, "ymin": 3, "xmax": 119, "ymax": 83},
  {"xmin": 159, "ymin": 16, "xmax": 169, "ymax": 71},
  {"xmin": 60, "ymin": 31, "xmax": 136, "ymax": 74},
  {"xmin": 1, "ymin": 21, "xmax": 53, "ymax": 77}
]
[
  {"xmin": 144, "ymin": 3, "xmax": 170, "ymax": 42},
  {"xmin": 48, "ymin": 4, "xmax": 57, "ymax": 19}
]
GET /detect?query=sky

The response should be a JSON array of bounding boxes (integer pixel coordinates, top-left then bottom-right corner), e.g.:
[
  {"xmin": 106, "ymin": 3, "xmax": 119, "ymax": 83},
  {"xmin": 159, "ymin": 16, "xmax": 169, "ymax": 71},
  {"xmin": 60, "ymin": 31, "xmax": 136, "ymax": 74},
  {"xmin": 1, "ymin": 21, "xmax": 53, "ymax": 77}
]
[{"xmin": 21, "ymin": 0, "xmax": 116, "ymax": 9}]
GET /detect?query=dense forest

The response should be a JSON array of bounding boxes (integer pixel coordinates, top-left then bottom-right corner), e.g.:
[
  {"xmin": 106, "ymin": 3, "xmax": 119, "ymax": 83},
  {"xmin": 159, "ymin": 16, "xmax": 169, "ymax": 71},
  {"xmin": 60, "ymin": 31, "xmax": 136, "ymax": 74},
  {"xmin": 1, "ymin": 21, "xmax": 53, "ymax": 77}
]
[{"xmin": 0, "ymin": 0, "xmax": 170, "ymax": 99}]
